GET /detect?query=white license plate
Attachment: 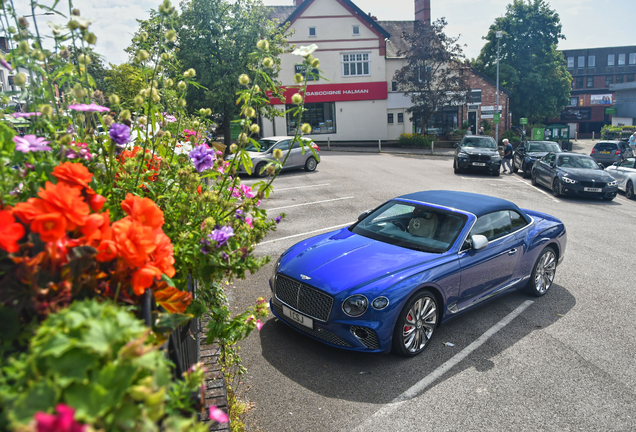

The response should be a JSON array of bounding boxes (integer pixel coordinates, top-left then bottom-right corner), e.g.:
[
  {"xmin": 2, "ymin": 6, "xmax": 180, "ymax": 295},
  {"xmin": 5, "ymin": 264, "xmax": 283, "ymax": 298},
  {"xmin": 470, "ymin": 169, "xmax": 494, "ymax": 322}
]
[
  {"xmin": 282, "ymin": 305, "xmax": 313, "ymax": 329},
  {"xmin": 584, "ymin": 187, "xmax": 602, "ymax": 192},
  {"xmin": 472, "ymin": 162, "xmax": 486, "ymax": 166}
]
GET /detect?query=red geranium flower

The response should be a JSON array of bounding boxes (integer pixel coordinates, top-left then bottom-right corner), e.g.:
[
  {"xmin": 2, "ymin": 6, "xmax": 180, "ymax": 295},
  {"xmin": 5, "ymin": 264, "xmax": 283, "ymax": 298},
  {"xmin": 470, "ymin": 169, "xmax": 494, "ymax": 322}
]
[
  {"xmin": 33, "ymin": 403, "xmax": 86, "ymax": 432},
  {"xmin": 0, "ymin": 209, "xmax": 25, "ymax": 253}
]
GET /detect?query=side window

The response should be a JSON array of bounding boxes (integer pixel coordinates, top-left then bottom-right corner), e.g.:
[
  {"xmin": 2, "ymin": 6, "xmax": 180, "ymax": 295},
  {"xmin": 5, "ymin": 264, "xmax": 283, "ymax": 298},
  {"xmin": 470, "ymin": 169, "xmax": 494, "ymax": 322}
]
[
  {"xmin": 620, "ymin": 158, "xmax": 635, "ymax": 168},
  {"xmin": 470, "ymin": 214, "xmax": 494, "ymax": 240},
  {"xmin": 273, "ymin": 140, "xmax": 290, "ymax": 151},
  {"xmin": 510, "ymin": 211, "xmax": 528, "ymax": 230},
  {"xmin": 488, "ymin": 211, "xmax": 512, "ymax": 240},
  {"xmin": 545, "ymin": 153, "xmax": 556, "ymax": 165}
]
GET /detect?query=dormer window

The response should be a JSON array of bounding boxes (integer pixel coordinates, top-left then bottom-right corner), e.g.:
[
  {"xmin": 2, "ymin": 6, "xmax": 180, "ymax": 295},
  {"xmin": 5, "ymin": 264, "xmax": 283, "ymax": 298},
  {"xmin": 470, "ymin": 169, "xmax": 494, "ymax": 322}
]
[
  {"xmin": 352, "ymin": 25, "xmax": 360, "ymax": 36},
  {"xmin": 309, "ymin": 27, "xmax": 316, "ymax": 37}
]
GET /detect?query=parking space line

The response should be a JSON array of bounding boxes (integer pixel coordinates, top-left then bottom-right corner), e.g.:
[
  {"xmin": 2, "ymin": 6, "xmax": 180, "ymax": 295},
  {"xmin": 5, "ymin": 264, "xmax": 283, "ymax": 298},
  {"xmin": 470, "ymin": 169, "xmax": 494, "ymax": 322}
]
[
  {"xmin": 275, "ymin": 183, "xmax": 331, "ymax": 191},
  {"xmin": 259, "ymin": 222, "xmax": 355, "ymax": 246},
  {"xmin": 509, "ymin": 175, "xmax": 560, "ymax": 203},
  {"xmin": 352, "ymin": 300, "xmax": 534, "ymax": 432},
  {"xmin": 268, "ymin": 196, "xmax": 354, "ymax": 211}
]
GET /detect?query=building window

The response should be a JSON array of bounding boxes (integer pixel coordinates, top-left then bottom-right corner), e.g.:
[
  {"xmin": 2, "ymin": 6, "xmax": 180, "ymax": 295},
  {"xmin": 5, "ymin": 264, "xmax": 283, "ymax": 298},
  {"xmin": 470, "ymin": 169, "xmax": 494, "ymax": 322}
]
[
  {"xmin": 569, "ymin": 97, "xmax": 578, "ymax": 107},
  {"xmin": 388, "ymin": 113, "xmax": 394, "ymax": 124},
  {"xmin": 352, "ymin": 25, "xmax": 360, "ymax": 35},
  {"xmin": 588, "ymin": 55, "xmax": 595, "ymax": 67},
  {"xmin": 577, "ymin": 56, "xmax": 585, "ymax": 68},
  {"xmin": 567, "ymin": 57, "xmax": 574, "ymax": 68},
  {"xmin": 294, "ymin": 64, "xmax": 319, "ymax": 81},
  {"xmin": 308, "ymin": 27, "xmax": 316, "ymax": 37},
  {"xmin": 397, "ymin": 113, "xmax": 404, "ymax": 123},
  {"xmin": 391, "ymin": 80, "xmax": 398, "ymax": 92},
  {"xmin": 628, "ymin": 74, "xmax": 635, "ymax": 82},
  {"xmin": 471, "ymin": 89, "xmax": 482, "ymax": 103},
  {"xmin": 342, "ymin": 53, "xmax": 370, "ymax": 76},
  {"xmin": 605, "ymin": 75, "xmax": 613, "ymax": 87},
  {"xmin": 576, "ymin": 76, "xmax": 584, "ymax": 88},
  {"xmin": 616, "ymin": 74, "xmax": 624, "ymax": 83},
  {"xmin": 618, "ymin": 53, "xmax": 626, "ymax": 65},
  {"xmin": 286, "ymin": 102, "xmax": 335, "ymax": 135},
  {"xmin": 586, "ymin": 76, "xmax": 594, "ymax": 88},
  {"xmin": 608, "ymin": 54, "xmax": 615, "ymax": 66},
  {"xmin": 630, "ymin": 53, "xmax": 636, "ymax": 65}
]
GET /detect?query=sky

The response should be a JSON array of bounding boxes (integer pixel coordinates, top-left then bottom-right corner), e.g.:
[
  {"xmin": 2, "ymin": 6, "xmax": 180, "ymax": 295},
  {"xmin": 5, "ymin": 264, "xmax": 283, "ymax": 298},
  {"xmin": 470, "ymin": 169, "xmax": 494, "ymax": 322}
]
[{"xmin": 16, "ymin": 0, "xmax": 635, "ymax": 66}]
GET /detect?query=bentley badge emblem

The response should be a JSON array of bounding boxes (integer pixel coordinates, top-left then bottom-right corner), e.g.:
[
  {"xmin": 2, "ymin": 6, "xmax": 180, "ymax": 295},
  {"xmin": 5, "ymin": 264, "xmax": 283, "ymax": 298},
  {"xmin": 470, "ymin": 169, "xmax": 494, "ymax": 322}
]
[{"xmin": 300, "ymin": 274, "xmax": 311, "ymax": 280}]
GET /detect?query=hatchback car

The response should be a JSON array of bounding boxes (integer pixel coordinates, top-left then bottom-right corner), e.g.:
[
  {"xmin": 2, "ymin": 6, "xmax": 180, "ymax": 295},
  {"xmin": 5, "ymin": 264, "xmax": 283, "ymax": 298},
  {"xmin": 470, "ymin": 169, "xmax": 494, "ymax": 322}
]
[
  {"xmin": 269, "ymin": 191, "xmax": 566, "ymax": 357},
  {"xmin": 512, "ymin": 140, "xmax": 562, "ymax": 178},
  {"xmin": 230, "ymin": 136, "xmax": 320, "ymax": 177},
  {"xmin": 531, "ymin": 152, "xmax": 618, "ymax": 200},
  {"xmin": 590, "ymin": 141, "xmax": 633, "ymax": 167},
  {"xmin": 453, "ymin": 136, "xmax": 501, "ymax": 176}
]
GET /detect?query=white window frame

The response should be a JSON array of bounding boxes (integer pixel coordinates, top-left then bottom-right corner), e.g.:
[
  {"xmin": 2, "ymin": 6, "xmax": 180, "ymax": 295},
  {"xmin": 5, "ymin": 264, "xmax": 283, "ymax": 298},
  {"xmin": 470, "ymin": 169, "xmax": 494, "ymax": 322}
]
[
  {"xmin": 397, "ymin": 113, "xmax": 404, "ymax": 124},
  {"xmin": 618, "ymin": 53, "xmax": 626, "ymax": 65},
  {"xmin": 471, "ymin": 89, "xmax": 482, "ymax": 104},
  {"xmin": 577, "ymin": 56, "xmax": 585, "ymax": 68},
  {"xmin": 308, "ymin": 26, "xmax": 316, "ymax": 37},
  {"xmin": 608, "ymin": 54, "xmax": 615, "ymax": 66},
  {"xmin": 630, "ymin": 53, "xmax": 636, "ymax": 65},
  {"xmin": 588, "ymin": 55, "xmax": 595, "ymax": 67},
  {"xmin": 341, "ymin": 52, "xmax": 371, "ymax": 77},
  {"xmin": 352, "ymin": 25, "xmax": 360, "ymax": 36},
  {"xmin": 567, "ymin": 56, "xmax": 574, "ymax": 68},
  {"xmin": 387, "ymin": 113, "xmax": 394, "ymax": 124}
]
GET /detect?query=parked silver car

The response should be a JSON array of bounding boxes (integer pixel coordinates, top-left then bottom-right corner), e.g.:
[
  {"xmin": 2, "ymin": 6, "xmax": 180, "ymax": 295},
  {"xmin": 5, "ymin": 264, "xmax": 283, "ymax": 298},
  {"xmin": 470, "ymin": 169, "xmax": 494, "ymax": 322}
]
[
  {"xmin": 590, "ymin": 141, "xmax": 633, "ymax": 167},
  {"xmin": 230, "ymin": 136, "xmax": 320, "ymax": 177},
  {"xmin": 605, "ymin": 157, "xmax": 636, "ymax": 199}
]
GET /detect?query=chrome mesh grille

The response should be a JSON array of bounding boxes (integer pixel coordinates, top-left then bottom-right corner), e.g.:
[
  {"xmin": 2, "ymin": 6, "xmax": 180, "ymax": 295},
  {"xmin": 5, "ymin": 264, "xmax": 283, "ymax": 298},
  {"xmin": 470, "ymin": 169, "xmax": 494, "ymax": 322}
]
[
  {"xmin": 350, "ymin": 325, "xmax": 380, "ymax": 350},
  {"xmin": 275, "ymin": 274, "xmax": 333, "ymax": 322},
  {"xmin": 469, "ymin": 154, "xmax": 491, "ymax": 162},
  {"xmin": 272, "ymin": 301, "xmax": 351, "ymax": 347}
]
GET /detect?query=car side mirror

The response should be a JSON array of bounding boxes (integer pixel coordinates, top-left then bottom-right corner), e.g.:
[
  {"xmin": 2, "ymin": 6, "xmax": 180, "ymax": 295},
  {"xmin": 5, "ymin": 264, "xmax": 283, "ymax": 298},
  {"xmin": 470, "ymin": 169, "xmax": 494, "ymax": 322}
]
[
  {"xmin": 471, "ymin": 235, "xmax": 489, "ymax": 251},
  {"xmin": 598, "ymin": 163, "xmax": 605, "ymax": 170},
  {"xmin": 549, "ymin": 162, "xmax": 556, "ymax": 168},
  {"xmin": 358, "ymin": 210, "xmax": 371, "ymax": 221},
  {"xmin": 454, "ymin": 143, "xmax": 459, "ymax": 148},
  {"xmin": 612, "ymin": 162, "xmax": 618, "ymax": 166}
]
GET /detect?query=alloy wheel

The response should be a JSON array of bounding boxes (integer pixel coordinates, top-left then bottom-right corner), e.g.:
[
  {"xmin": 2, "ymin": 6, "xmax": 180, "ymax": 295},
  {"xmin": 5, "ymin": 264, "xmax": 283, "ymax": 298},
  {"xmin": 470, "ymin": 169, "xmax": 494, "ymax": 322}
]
[
  {"xmin": 401, "ymin": 296, "xmax": 437, "ymax": 353},
  {"xmin": 552, "ymin": 179, "xmax": 561, "ymax": 197},
  {"xmin": 534, "ymin": 249, "xmax": 556, "ymax": 295}
]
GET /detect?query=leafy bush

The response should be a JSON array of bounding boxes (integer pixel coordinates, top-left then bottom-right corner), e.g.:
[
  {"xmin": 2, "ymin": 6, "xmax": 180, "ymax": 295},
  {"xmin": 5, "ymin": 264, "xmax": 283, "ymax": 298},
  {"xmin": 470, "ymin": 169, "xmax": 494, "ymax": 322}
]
[
  {"xmin": 501, "ymin": 130, "xmax": 521, "ymax": 145},
  {"xmin": 398, "ymin": 133, "xmax": 433, "ymax": 148}
]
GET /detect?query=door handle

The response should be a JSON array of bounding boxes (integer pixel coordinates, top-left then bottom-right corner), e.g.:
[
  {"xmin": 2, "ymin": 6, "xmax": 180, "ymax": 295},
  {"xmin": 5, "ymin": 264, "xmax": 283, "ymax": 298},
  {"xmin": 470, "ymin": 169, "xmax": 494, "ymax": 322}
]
[{"xmin": 508, "ymin": 248, "xmax": 517, "ymax": 255}]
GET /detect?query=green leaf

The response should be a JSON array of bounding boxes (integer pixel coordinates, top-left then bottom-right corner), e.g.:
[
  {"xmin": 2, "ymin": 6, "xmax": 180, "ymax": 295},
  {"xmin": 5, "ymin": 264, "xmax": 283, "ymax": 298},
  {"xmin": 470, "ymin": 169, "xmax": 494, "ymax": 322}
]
[
  {"xmin": 152, "ymin": 312, "xmax": 193, "ymax": 335},
  {"xmin": 0, "ymin": 122, "xmax": 16, "ymax": 153},
  {"xmin": 10, "ymin": 379, "xmax": 58, "ymax": 424},
  {"xmin": 82, "ymin": 320, "xmax": 118, "ymax": 356},
  {"xmin": 46, "ymin": 348, "xmax": 99, "ymax": 388}
]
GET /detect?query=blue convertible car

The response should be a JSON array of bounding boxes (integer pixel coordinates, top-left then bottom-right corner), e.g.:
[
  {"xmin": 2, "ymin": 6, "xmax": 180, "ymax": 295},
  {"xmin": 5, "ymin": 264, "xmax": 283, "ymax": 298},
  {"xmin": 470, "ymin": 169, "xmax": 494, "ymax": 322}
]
[{"xmin": 269, "ymin": 191, "xmax": 566, "ymax": 357}]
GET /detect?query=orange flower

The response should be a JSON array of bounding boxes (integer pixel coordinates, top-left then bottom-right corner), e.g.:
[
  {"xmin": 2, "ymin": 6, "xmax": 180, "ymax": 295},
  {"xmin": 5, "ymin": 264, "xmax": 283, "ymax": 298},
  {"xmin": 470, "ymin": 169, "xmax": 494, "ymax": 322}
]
[
  {"xmin": 38, "ymin": 181, "xmax": 90, "ymax": 230},
  {"xmin": 0, "ymin": 210, "xmax": 25, "ymax": 253},
  {"xmin": 87, "ymin": 190, "xmax": 107, "ymax": 212},
  {"xmin": 112, "ymin": 217, "xmax": 156, "ymax": 267},
  {"xmin": 81, "ymin": 213, "xmax": 107, "ymax": 238},
  {"xmin": 132, "ymin": 265, "xmax": 163, "ymax": 295},
  {"xmin": 12, "ymin": 198, "xmax": 48, "ymax": 224},
  {"xmin": 197, "ymin": 185, "xmax": 202, "ymax": 195},
  {"xmin": 121, "ymin": 194, "xmax": 164, "ymax": 230},
  {"xmin": 52, "ymin": 161, "xmax": 93, "ymax": 190},
  {"xmin": 31, "ymin": 212, "xmax": 67, "ymax": 242},
  {"xmin": 151, "ymin": 232, "xmax": 175, "ymax": 278},
  {"xmin": 96, "ymin": 239, "xmax": 118, "ymax": 262}
]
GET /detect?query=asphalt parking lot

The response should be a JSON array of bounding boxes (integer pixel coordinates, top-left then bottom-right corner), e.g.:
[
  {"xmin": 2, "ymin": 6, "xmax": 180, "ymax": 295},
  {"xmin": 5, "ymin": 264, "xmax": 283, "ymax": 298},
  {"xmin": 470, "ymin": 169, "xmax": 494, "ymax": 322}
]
[{"xmin": 227, "ymin": 141, "xmax": 636, "ymax": 432}]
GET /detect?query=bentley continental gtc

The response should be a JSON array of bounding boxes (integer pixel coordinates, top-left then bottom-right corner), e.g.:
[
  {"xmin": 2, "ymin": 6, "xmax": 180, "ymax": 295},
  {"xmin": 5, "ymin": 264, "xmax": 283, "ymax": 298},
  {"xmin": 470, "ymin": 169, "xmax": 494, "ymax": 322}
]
[{"xmin": 269, "ymin": 191, "xmax": 566, "ymax": 357}]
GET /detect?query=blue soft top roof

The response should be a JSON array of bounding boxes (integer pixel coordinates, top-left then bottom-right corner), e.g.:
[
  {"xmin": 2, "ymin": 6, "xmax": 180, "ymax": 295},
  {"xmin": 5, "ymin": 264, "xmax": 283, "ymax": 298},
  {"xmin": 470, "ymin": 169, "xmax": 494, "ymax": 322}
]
[{"xmin": 396, "ymin": 190, "xmax": 529, "ymax": 219}]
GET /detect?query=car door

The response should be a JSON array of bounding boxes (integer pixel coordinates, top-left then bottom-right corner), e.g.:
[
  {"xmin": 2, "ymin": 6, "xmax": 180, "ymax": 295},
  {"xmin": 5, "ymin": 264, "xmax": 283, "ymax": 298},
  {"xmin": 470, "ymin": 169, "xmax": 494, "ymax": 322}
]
[
  {"xmin": 615, "ymin": 158, "xmax": 636, "ymax": 189},
  {"xmin": 514, "ymin": 143, "xmax": 526, "ymax": 170},
  {"xmin": 457, "ymin": 211, "xmax": 524, "ymax": 310},
  {"xmin": 534, "ymin": 153, "xmax": 554, "ymax": 187},
  {"xmin": 289, "ymin": 140, "xmax": 305, "ymax": 167},
  {"xmin": 270, "ymin": 140, "xmax": 291, "ymax": 167}
]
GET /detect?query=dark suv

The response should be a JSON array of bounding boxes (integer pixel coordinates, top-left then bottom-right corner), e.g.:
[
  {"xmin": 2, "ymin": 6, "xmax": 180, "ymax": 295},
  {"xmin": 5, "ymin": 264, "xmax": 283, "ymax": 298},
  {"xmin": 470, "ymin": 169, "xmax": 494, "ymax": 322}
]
[{"xmin": 453, "ymin": 136, "xmax": 501, "ymax": 176}]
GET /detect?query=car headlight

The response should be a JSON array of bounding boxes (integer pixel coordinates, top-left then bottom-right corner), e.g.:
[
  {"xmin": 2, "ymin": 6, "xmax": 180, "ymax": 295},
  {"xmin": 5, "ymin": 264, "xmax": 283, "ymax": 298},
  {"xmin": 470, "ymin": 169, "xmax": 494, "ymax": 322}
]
[
  {"xmin": 458, "ymin": 152, "xmax": 468, "ymax": 158},
  {"xmin": 342, "ymin": 295, "xmax": 368, "ymax": 317},
  {"xmin": 372, "ymin": 296, "xmax": 390, "ymax": 310},
  {"xmin": 561, "ymin": 177, "xmax": 577, "ymax": 184},
  {"xmin": 607, "ymin": 180, "xmax": 617, "ymax": 187},
  {"xmin": 491, "ymin": 154, "xmax": 501, "ymax": 160}
]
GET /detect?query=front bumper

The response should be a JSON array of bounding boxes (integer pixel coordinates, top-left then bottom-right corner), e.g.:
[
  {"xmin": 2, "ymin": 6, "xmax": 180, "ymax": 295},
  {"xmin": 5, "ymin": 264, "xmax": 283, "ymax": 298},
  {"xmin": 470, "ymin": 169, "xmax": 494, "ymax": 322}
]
[
  {"xmin": 559, "ymin": 182, "xmax": 618, "ymax": 198},
  {"xmin": 270, "ymin": 297, "xmax": 391, "ymax": 353},
  {"xmin": 457, "ymin": 157, "xmax": 501, "ymax": 173}
]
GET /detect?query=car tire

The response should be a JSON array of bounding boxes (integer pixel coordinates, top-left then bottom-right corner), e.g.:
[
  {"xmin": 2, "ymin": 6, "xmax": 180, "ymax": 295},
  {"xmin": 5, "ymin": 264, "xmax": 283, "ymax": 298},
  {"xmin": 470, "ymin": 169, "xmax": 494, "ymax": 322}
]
[
  {"xmin": 522, "ymin": 164, "xmax": 530, "ymax": 178},
  {"xmin": 392, "ymin": 290, "xmax": 438, "ymax": 357},
  {"xmin": 531, "ymin": 170, "xmax": 538, "ymax": 185},
  {"xmin": 626, "ymin": 181, "xmax": 634, "ymax": 200},
  {"xmin": 453, "ymin": 159, "xmax": 460, "ymax": 174},
  {"xmin": 304, "ymin": 156, "xmax": 317, "ymax": 172},
  {"xmin": 512, "ymin": 162, "xmax": 518, "ymax": 173},
  {"xmin": 525, "ymin": 246, "xmax": 557, "ymax": 297},
  {"xmin": 551, "ymin": 178, "xmax": 561, "ymax": 197},
  {"xmin": 255, "ymin": 162, "xmax": 267, "ymax": 178}
]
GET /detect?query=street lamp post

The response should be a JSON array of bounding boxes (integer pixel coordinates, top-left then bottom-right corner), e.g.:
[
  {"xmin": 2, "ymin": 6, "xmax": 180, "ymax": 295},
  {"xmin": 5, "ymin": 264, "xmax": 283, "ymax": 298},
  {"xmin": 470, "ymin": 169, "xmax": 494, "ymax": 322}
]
[{"xmin": 495, "ymin": 30, "xmax": 502, "ymax": 145}]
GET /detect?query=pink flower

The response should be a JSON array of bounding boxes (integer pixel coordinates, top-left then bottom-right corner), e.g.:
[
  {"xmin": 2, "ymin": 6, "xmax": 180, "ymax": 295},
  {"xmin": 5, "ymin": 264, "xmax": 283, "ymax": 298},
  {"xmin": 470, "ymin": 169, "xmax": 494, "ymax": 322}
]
[
  {"xmin": 33, "ymin": 404, "xmax": 86, "ymax": 432},
  {"xmin": 245, "ymin": 217, "xmax": 253, "ymax": 229},
  {"xmin": 240, "ymin": 184, "xmax": 255, "ymax": 198},
  {"xmin": 256, "ymin": 319, "xmax": 263, "ymax": 330},
  {"xmin": 68, "ymin": 103, "xmax": 110, "ymax": 113},
  {"xmin": 209, "ymin": 406, "xmax": 229, "ymax": 423},
  {"xmin": 12, "ymin": 112, "xmax": 41, "ymax": 118},
  {"xmin": 14, "ymin": 135, "xmax": 52, "ymax": 153}
]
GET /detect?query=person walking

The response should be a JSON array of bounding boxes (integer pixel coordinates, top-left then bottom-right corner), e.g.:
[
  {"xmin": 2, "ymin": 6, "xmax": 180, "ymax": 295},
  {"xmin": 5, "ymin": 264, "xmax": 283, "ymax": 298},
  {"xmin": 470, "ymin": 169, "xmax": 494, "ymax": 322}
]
[
  {"xmin": 502, "ymin": 138, "xmax": 513, "ymax": 174},
  {"xmin": 479, "ymin": 127, "xmax": 485, "ymax": 135},
  {"xmin": 630, "ymin": 131, "xmax": 636, "ymax": 157}
]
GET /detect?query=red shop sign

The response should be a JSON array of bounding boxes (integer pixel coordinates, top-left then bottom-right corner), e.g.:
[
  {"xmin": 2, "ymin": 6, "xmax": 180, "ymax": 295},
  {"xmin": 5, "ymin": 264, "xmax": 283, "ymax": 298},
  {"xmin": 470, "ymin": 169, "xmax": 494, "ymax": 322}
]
[{"xmin": 268, "ymin": 81, "xmax": 388, "ymax": 105}]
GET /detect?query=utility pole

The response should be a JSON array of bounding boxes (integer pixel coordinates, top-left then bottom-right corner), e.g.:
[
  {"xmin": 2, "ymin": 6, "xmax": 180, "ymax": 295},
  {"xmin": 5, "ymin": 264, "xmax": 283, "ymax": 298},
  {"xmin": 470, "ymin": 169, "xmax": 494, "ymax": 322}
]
[{"xmin": 495, "ymin": 30, "xmax": 502, "ymax": 145}]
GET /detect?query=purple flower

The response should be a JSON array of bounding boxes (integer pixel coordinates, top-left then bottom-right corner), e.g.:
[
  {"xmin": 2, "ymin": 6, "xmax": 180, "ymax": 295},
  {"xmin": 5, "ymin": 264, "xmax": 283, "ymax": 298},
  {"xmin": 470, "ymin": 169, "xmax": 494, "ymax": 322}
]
[
  {"xmin": 188, "ymin": 144, "xmax": 216, "ymax": 172},
  {"xmin": 275, "ymin": 215, "xmax": 282, "ymax": 224},
  {"xmin": 235, "ymin": 209, "xmax": 243, "ymax": 219},
  {"xmin": 162, "ymin": 112, "xmax": 177, "ymax": 123},
  {"xmin": 208, "ymin": 226, "xmax": 234, "ymax": 247},
  {"xmin": 12, "ymin": 112, "xmax": 41, "ymax": 118},
  {"xmin": 68, "ymin": 103, "xmax": 110, "ymax": 113},
  {"xmin": 221, "ymin": 252, "xmax": 229, "ymax": 261},
  {"xmin": 0, "ymin": 56, "xmax": 12, "ymax": 71},
  {"xmin": 13, "ymin": 135, "xmax": 52, "ymax": 153},
  {"xmin": 109, "ymin": 123, "xmax": 130, "ymax": 145}
]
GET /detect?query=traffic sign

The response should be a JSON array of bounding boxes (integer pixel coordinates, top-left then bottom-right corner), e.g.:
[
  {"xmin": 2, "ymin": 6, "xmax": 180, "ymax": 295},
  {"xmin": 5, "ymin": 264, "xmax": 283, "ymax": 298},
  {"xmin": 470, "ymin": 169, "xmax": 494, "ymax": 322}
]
[
  {"xmin": 493, "ymin": 113, "xmax": 501, "ymax": 124},
  {"xmin": 605, "ymin": 107, "xmax": 617, "ymax": 115},
  {"xmin": 520, "ymin": 118, "xmax": 528, "ymax": 125}
]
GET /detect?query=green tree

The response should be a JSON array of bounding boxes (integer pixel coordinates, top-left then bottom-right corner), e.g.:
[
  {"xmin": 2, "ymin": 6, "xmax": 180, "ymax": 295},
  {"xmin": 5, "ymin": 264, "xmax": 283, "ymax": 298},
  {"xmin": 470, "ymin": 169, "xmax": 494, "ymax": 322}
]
[
  {"xmin": 177, "ymin": 0, "xmax": 288, "ymax": 145},
  {"xmin": 473, "ymin": 0, "xmax": 572, "ymax": 124},
  {"xmin": 103, "ymin": 63, "xmax": 146, "ymax": 106},
  {"xmin": 393, "ymin": 18, "xmax": 471, "ymax": 133},
  {"xmin": 68, "ymin": 47, "xmax": 109, "ymax": 92}
]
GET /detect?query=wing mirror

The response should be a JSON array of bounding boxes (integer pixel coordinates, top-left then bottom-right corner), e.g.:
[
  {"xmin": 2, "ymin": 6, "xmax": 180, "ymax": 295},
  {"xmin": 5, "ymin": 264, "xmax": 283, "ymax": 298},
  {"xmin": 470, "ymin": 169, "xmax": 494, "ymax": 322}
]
[
  {"xmin": 471, "ymin": 235, "xmax": 489, "ymax": 250},
  {"xmin": 598, "ymin": 163, "xmax": 605, "ymax": 170},
  {"xmin": 454, "ymin": 143, "xmax": 459, "ymax": 148},
  {"xmin": 612, "ymin": 162, "xmax": 618, "ymax": 166},
  {"xmin": 357, "ymin": 209, "xmax": 372, "ymax": 221}
]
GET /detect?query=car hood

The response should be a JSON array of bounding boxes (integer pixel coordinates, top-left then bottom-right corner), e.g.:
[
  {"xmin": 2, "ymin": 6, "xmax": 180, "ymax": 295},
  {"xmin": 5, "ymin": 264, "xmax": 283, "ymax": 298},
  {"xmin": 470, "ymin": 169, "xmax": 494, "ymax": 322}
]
[
  {"xmin": 279, "ymin": 229, "xmax": 441, "ymax": 296},
  {"xmin": 559, "ymin": 168, "xmax": 615, "ymax": 182},
  {"xmin": 460, "ymin": 147, "xmax": 498, "ymax": 155}
]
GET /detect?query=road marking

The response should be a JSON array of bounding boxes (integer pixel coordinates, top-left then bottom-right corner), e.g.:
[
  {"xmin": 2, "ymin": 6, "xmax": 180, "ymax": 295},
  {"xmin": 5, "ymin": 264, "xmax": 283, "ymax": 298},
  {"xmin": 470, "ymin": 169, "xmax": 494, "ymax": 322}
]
[
  {"xmin": 352, "ymin": 300, "xmax": 534, "ymax": 431},
  {"xmin": 267, "ymin": 196, "xmax": 354, "ymax": 211},
  {"xmin": 275, "ymin": 183, "xmax": 331, "ymax": 191},
  {"xmin": 509, "ymin": 175, "xmax": 560, "ymax": 203},
  {"xmin": 258, "ymin": 222, "xmax": 354, "ymax": 245}
]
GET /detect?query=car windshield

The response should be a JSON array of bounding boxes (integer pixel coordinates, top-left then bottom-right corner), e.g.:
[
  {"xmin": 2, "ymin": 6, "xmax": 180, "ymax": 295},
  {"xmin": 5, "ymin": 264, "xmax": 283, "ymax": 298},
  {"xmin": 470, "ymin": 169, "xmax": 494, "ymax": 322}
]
[
  {"xmin": 351, "ymin": 201, "xmax": 468, "ymax": 253},
  {"xmin": 461, "ymin": 137, "xmax": 496, "ymax": 149},
  {"xmin": 528, "ymin": 142, "xmax": 561, "ymax": 152},
  {"xmin": 245, "ymin": 139, "xmax": 278, "ymax": 152},
  {"xmin": 557, "ymin": 155, "xmax": 601, "ymax": 169}
]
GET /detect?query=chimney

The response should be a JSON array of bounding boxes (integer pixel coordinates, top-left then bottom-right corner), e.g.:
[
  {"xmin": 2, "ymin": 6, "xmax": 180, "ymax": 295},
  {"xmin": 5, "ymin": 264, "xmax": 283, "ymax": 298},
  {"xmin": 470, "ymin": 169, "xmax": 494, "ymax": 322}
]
[
  {"xmin": 293, "ymin": 0, "xmax": 304, "ymax": 5},
  {"xmin": 414, "ymin": 0, "xmax": 430, "ymax": 24}
]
